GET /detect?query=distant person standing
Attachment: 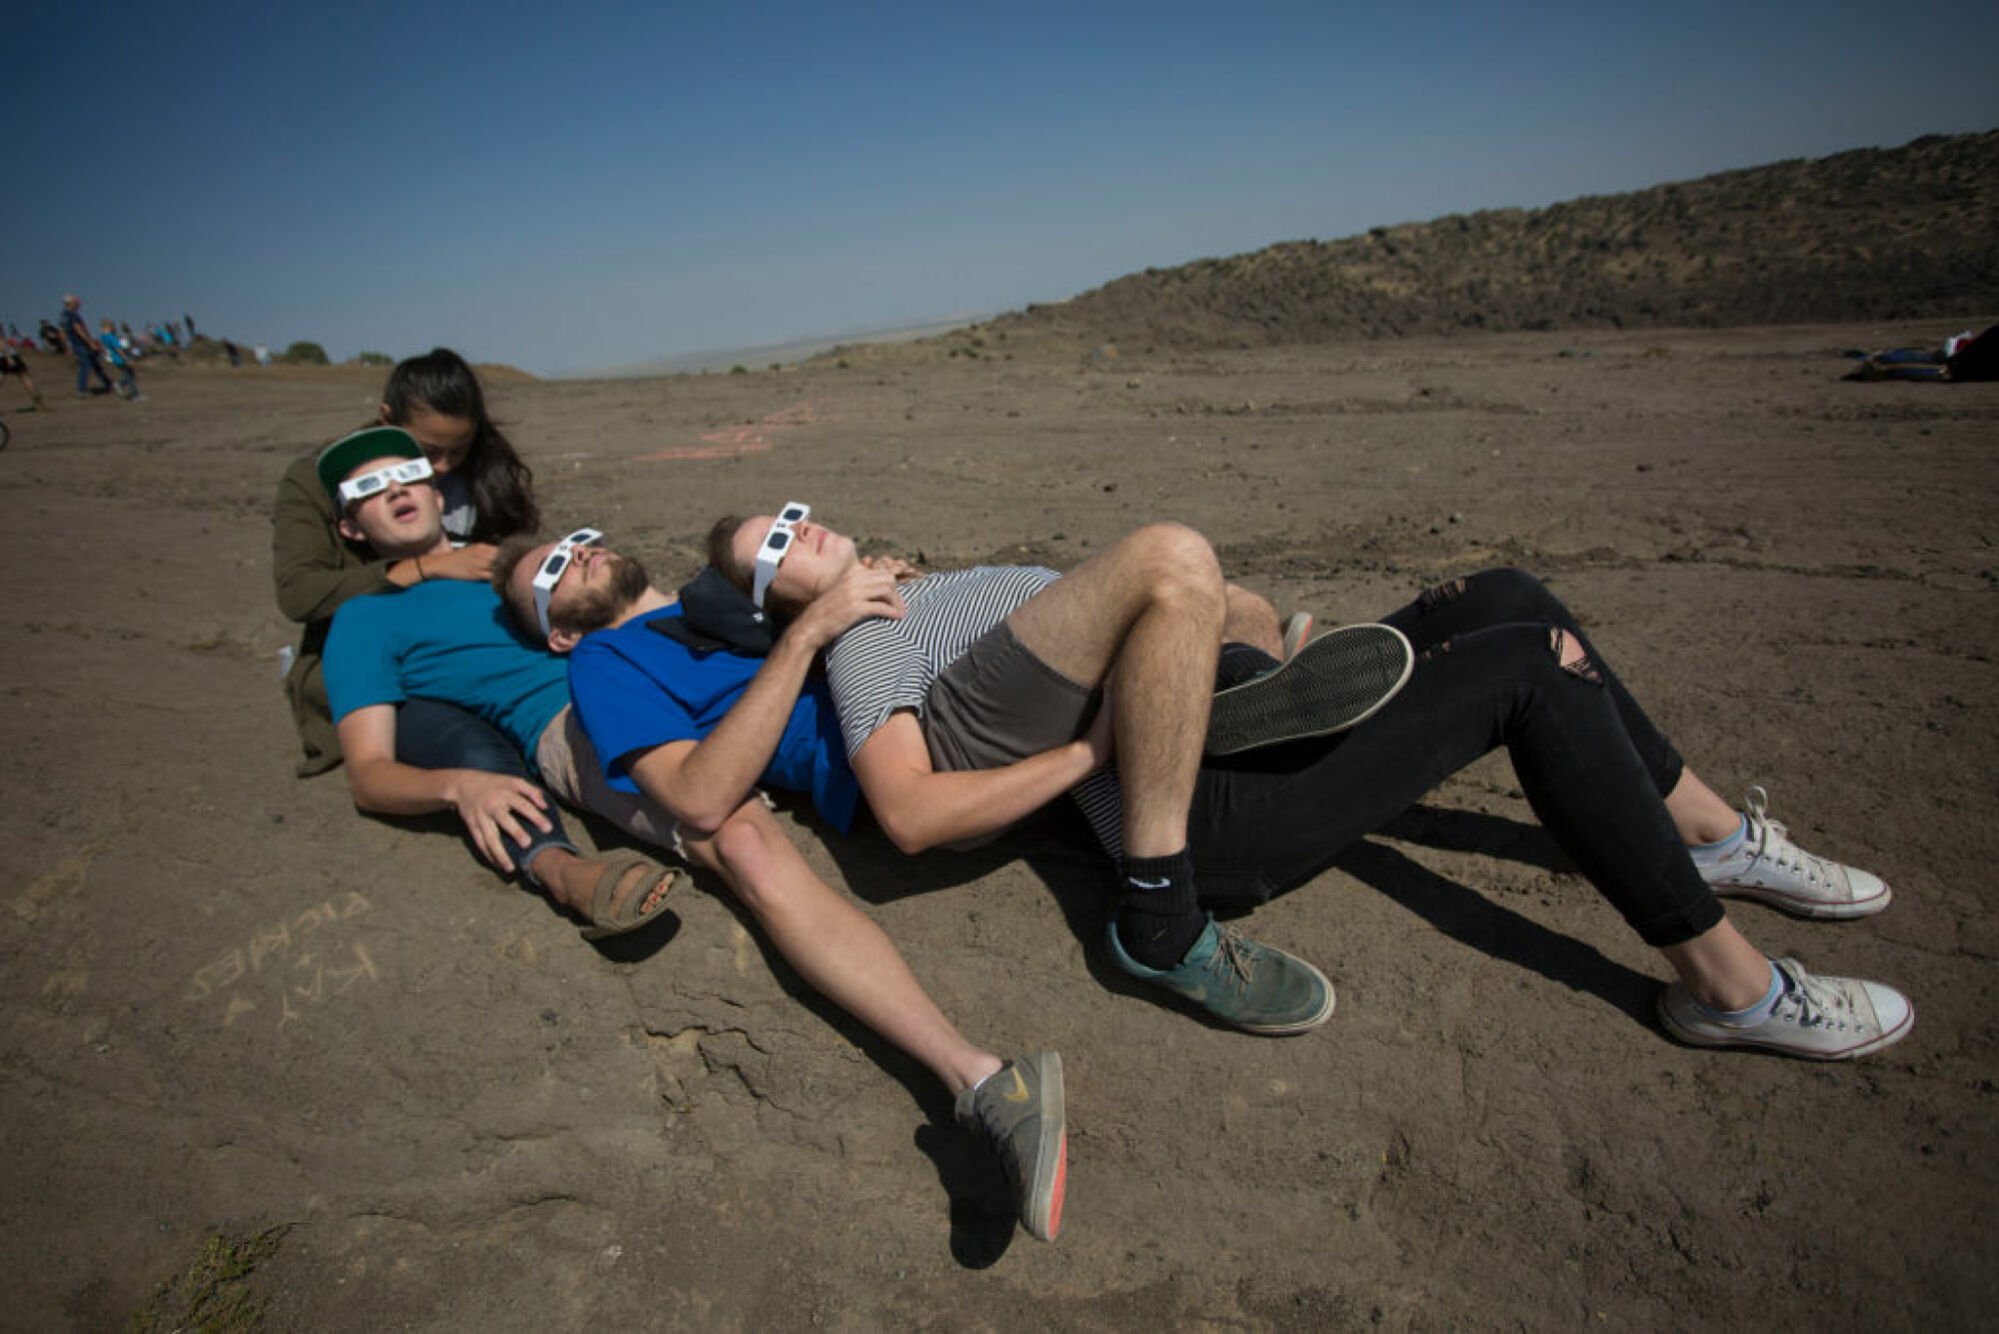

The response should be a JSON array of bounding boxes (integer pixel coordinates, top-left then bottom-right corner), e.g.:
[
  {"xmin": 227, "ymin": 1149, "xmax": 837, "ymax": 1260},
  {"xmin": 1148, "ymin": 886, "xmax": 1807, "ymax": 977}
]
[
  {"xmin": 98, "ymin": 319, "xmax": 140, "ymax": 399},
  {"xmin": 59, "ymin": 295, "xmax": 113, "ymax": 396},
  {"xmin": 185, "ymin": 312, "xmax": 198, "ymax": 339}
]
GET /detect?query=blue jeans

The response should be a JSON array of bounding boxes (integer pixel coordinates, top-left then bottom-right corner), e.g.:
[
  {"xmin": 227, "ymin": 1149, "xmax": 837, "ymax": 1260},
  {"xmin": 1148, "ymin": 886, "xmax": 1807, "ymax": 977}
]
[
  {"xmin": 1187, "ymin": 569, "xmax": 1722, "ymax": 948},
  {"xmin": 394, "ymin": 698, "xmax": 576, "ymax": 882},
  {"xmin": 73, "ymin": 350, "xmax": 110, "ymax": 393}
]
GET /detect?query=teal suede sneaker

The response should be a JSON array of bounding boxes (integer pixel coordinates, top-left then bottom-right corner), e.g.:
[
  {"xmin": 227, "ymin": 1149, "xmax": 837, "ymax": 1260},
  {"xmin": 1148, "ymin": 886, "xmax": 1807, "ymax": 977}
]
[{"xmin": 1106, "ymin": 916, "xmax": 1335, "ymax": 1034}]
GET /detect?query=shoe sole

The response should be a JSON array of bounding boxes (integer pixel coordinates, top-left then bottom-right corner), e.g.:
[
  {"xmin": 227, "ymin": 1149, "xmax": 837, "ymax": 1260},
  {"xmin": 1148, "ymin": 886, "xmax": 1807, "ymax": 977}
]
[
  {"xmin": 1656, "ymin": 991, "xmax": 1915, "ymax": 1060},
  {"xmin": 1206, "ymin": 623, "xmax": 1414, "ymax": 756},
  {"xmin": 1023, "ymin": 1052, "xmax": 1067, "ymax": 1242},
  {"xmin": 1707, "ymin": 881, "xmax": 1894, "ymax": 920}
]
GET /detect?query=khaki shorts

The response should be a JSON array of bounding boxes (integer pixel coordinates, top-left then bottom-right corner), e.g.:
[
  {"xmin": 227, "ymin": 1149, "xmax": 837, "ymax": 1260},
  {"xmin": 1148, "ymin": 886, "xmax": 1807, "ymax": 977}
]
[{"xmin": 535, "ymin": 706, "xmax": 686, "ymax": 858}]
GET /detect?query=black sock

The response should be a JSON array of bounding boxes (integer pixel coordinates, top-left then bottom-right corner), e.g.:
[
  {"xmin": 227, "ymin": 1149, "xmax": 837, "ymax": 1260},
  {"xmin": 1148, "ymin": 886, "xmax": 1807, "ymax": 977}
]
[
  {"xmin": 1114, "ymin": 849, "xmax": 1205, "ymax": 969},
  {"xmin": 1215, "ymin": 642, "xmax": 1280, "ymax": 690}
]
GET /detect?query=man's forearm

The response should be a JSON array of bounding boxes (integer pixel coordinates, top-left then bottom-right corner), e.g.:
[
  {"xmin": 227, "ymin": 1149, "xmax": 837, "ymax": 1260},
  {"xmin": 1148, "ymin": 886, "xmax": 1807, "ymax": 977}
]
[
  {"xmin": 345, "ymin": 754, "xmax": 464, "ymax": 816},
  {"xmin": 861, "ymin": 736, "xmax": 1100, "ymax": 855}
]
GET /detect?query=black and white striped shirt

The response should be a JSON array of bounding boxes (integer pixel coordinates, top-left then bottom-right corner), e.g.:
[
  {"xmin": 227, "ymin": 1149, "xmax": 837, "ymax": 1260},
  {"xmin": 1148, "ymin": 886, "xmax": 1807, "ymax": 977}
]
[{"xmin": 822, "ymin": 565, "xmax": 1126, "ymax": 854}]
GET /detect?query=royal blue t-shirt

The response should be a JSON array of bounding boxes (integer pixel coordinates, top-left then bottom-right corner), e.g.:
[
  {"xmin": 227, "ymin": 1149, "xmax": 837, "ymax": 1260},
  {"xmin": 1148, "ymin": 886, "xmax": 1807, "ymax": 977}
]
[
  {"xmin": 324, "ymin": 581, "xmax": 570, "ymax": 766},
  {"xmin": 568, "ymin": 604, "xmax": 860, "ymax": 833}
]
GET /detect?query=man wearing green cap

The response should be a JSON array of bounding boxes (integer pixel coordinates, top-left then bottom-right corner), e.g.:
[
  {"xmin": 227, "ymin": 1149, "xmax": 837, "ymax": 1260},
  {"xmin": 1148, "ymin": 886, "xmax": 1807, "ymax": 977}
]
[{"xmin": 314, "ymin": 426, "xmax": 680, "ymax": 938}]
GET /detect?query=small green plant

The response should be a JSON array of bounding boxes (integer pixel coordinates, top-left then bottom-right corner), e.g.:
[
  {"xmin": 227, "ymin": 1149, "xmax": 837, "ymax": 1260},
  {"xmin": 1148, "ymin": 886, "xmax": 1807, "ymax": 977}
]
[
  {"xmin": 729, "ymin": 364, "xmax": 747, "ymax": 375},
  {"xmin": 354, "ymin": 350, "xmax": 392, "ymax": 366},
  {"xmin": 130, "ymin": 1224, "xmax": 291, "ymax": 1333},
  {"xmin": 279, "ymin": 341, "xmax": 329, "ymax": 366}
]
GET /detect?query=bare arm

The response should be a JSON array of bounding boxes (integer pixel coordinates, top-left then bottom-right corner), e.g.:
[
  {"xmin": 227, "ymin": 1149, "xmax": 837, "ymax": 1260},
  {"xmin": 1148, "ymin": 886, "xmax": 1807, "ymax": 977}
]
[
  {"xmin": 624, "ymin": 565, "xmax": 908, "ymax": 833},
  {"xmin": 336, "ymin": 704, "xmax": 553, "ymax": 873},
  {"xmin": 849, "ymin": 709, "xmax": 1109, "ymax": 855}
]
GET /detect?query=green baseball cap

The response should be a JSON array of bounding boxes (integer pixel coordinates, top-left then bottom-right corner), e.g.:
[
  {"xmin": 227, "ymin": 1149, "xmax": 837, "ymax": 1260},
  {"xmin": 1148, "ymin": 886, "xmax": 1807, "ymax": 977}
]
[{"xmin": 316, "ymin": 426, "xmax": 424, "ymax": 502}]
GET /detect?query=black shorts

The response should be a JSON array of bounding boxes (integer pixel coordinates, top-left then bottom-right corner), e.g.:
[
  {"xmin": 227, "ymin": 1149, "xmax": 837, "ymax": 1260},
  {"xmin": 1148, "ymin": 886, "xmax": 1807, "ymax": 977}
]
[{"xmin": 0, "ymin": 354, "xmax": 26, "ymax": 376}]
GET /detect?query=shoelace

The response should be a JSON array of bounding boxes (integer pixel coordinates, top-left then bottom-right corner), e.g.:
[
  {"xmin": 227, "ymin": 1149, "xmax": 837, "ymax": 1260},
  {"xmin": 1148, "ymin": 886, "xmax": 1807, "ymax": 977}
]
[
  {"xmin": 1742, "ymin": 786, "xmax": 1835, "ymax": 887},
  {"xmin": 1771, "ymin": 961, "xmax": 1854, "ymax": 1030},
  {"xmin": 1207, "ymin": 925, "xmax": 1258, "ymax": 991}
]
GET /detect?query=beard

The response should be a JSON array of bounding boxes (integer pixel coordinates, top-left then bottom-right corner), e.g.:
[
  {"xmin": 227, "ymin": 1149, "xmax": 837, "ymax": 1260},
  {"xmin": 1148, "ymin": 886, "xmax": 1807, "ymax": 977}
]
[{"xmin": 559, "ymin": 551, "xmax": 653, "ymax": 635}]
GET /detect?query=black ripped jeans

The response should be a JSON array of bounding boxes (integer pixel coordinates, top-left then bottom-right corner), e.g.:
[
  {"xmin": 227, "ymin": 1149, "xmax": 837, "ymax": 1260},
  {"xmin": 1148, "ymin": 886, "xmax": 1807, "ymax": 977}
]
[{"xmin": 1188, "ymin": 568, "xmax": 1724, "ymax": 947}]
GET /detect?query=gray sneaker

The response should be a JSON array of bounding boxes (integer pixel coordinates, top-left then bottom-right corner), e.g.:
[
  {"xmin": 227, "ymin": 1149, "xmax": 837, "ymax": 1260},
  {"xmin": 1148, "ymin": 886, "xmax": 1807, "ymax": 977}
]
[
  {"xmin": 955, "ymin": 1050, "xmax": 1067, "ymax": 1242},
  {"xmin": 1106, "ymin": 916, "xmax": 1335, "ymax": 1034},
  {"xmin": 1658, "ymin": 957, "xmax": 1913, "ymax": 1060},
  {"xmin": 1698, "ymin": 786, "xmax": 1892, "ymax": 919},
  {"xmin": 1207, "ymin": 622, "xmax": 1414, "ymax": 756}
]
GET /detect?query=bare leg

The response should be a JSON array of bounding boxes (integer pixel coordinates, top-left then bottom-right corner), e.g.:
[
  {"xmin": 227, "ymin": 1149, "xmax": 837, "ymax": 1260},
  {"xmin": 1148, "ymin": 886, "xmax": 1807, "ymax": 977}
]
[
  {"xmin": 1664, "ymin": 767, "xmax": 1744, "ymax": 845},
  {"xmin": 1006, "ymin": 523, "xmax": 1223, "ymax": 856},
  {"xmin": 1659, "ymin": 916, "xmax": 1773, "ymax": 1010},
  {"xmin": 683, "ymin": 800, "xmax": 1002, "ymax": 1096},
  {"xmin": 1223, "ymin": 583, "xmax": 1283, "ymax": 657}
]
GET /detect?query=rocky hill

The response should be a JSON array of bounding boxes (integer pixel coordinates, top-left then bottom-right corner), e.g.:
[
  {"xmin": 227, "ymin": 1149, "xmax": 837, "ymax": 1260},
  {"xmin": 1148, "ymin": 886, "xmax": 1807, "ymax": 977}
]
[{"xmin": 983, "ymin": 131, "xmax": 1997, "ymax": 350}]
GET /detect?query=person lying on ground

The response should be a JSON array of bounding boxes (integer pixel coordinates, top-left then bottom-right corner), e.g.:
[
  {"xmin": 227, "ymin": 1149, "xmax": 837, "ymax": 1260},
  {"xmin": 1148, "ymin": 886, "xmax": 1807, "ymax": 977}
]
[
  {"xmin": 324, "ymin": 447, "xmax": 1067, "ymax": 1243},
  {"xmin": 703, "ymin": 508, "xmax": 1912, "ymax": 1062},
  {"xmin": 507, "ymin": 513, "xmax": 1413, "ymax": 1046},
  {"xmin": 273, "ymin": 348, "xmax": 541, "ymax": 776}
]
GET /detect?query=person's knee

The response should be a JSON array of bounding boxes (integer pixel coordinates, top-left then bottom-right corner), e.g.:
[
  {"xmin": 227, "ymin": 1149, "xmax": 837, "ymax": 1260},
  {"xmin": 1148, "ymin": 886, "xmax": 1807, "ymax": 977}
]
[
  {"xmin": 1131, "ymin": 522, "xmax": 1223, "ymax": 608},
  {"xmin": 708, "ymin": 805, "xmax": 775, "ymax": 878},
  {"xmin": 1549, "ymin": 627, "xmax": 1602, "ymax": 684}
]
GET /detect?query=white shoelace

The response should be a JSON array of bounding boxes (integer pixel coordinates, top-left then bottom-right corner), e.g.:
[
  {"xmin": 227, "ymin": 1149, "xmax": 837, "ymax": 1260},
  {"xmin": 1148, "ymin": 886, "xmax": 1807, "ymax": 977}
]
[
  {"xmin": 1771, "ymin": 959, "xmax": 1858, "ymax": 1031},
  {"xmin": 1738, "ymin": 786, "xmax": 1839, "ymax": 888}
]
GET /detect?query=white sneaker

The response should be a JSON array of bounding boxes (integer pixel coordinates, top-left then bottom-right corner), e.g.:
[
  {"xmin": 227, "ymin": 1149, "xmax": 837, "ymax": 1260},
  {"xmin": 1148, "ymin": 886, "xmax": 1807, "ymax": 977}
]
[
  {"xmin": 1696, "ymin": 786, "xmax": 1892, "ymax": 919},
  {"xmin": 1658, "ymin": 957, "xmax": 1913, "ymax": 1060}
]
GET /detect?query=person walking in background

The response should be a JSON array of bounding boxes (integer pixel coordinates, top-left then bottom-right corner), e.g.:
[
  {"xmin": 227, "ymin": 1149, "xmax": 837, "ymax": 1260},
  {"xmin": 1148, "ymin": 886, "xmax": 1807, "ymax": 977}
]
[
  {"xmin": 1, "ymin": 344, "xmax": 50, "ymax": 411},
  {"xmin": 59, "ymin": 295, "xmax": 113, "ymax": 396},
  {"xmin": 98, "ymin": 319, "xmax": 140, "ymax": 399}
]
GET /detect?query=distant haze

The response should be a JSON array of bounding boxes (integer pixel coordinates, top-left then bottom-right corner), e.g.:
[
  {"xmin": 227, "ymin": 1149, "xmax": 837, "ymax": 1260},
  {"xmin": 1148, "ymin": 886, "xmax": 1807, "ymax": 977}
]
[{"xmin": 589, "ymin": 313, "xmax": 1000, "ymax": 379}]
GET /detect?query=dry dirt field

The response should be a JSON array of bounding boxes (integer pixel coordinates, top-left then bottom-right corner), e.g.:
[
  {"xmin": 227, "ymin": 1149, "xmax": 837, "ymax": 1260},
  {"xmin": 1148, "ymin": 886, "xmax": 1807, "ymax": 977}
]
[{"xmin": 2, "ymin": 320, "xmax": 1995, "ymax": 1329}]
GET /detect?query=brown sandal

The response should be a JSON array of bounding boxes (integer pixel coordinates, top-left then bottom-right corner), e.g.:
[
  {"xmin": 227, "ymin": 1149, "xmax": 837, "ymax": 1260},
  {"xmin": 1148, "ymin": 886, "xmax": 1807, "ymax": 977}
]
[{"xmin": 579, "ymin": 855, "xmax": 679, "ymax": 941}]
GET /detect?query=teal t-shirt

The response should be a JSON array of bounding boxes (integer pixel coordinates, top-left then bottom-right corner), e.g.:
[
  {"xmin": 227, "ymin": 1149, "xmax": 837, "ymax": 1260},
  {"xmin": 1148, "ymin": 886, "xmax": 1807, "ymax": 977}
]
[{"xmin": 324, "ymin": 581, "xmax": 569, "ymax": 765}]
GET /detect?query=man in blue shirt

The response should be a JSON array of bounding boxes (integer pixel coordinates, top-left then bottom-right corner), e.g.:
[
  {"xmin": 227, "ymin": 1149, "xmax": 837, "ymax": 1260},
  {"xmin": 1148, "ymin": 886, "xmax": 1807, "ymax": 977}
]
[
  {"xmin": 495, "ymin": 530, "xmax": 1067, "ymax": 1244},
  {"xmin": 58, "ymin": 294, "xmax": 113, "ymax": 396}
]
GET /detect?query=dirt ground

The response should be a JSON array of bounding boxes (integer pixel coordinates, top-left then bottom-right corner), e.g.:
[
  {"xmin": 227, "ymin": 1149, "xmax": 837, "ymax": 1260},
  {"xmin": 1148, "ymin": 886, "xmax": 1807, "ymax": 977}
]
[{"xmin": 2, "ymin": 321, "xmax": 1995, "ymax": 1329}]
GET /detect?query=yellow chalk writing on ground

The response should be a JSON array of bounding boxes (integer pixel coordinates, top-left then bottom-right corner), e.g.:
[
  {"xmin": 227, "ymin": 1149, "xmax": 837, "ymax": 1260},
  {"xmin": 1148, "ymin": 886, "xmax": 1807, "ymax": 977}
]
[{"xmin": 186, "ymin": 893, "xmax": 378, "ymax": 1031}]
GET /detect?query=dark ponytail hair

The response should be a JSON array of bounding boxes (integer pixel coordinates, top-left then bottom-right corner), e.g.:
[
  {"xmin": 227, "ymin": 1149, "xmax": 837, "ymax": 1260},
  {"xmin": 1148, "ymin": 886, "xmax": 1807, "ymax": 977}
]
[{"xmin": 381, "ymin": 348, "xmax": 540, "ymax": 541}]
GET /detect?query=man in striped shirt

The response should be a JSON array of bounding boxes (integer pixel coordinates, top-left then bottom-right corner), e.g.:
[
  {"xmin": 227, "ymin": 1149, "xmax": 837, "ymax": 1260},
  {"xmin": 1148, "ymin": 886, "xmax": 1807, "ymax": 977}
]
[{"xmin": 707, "ymin": 513, "xmax": 1357, "ymax": 1039}]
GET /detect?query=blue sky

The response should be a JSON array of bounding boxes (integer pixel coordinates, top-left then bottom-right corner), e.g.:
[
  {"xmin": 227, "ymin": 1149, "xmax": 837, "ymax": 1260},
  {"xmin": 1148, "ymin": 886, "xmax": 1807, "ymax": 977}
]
[{"xmin": 7, "ymin": 1, "xmax": 1995, "ymax": 376}]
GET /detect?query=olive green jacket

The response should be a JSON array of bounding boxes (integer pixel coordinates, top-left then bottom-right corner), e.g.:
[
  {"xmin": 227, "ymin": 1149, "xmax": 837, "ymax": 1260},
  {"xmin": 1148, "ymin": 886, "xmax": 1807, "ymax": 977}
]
[{"xmin": 271, "ymin": 453, "xmax": 398, "ymax": 775}]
